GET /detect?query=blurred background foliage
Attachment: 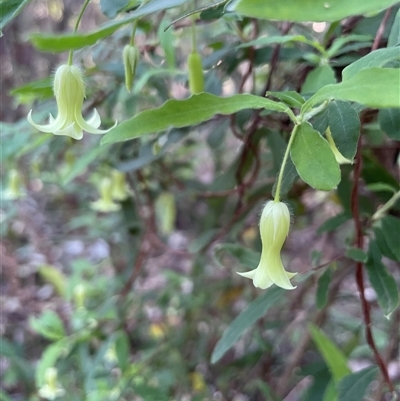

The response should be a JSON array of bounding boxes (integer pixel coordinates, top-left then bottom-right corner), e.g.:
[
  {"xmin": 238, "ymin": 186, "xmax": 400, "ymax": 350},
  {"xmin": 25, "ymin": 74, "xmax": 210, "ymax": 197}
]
[{"xmin": 0, "ymin": 0, "xmax": 399, "ymax": 400}]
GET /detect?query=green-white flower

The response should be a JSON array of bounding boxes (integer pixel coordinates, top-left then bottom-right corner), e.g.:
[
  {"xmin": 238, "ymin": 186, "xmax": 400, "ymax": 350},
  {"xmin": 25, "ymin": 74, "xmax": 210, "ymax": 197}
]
[
  {"xmin": 28, "ymin": 64, "xmax": 116, "ymax": 140},
  {"xmin": 37, "ymin": 367, "xmax": 65, "ymax": 400},
  {"xmin": 91, "ymin": 177, "xmax": 120, "ymax": 213},
  {"xmin": 238, "ymin": 201, "xmax": 297, "ymax": 290}
]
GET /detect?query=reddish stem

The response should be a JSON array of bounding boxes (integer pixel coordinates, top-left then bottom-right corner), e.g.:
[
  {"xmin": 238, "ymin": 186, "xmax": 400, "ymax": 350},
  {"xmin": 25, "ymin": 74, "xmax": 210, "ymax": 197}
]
[{"xmin": 351, "ymin": 138, "xmax": 394, "ymax": 392}]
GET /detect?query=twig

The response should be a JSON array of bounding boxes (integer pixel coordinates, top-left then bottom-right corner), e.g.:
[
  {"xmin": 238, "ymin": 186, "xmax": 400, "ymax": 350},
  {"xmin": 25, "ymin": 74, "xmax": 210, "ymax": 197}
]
[
  {"xmin": 372, "ymin": 7, "xmax": 393, "ymax": 51},
  {"xmin": 351, "ymin": 137, "xmax": 394, "ymax": 392}
]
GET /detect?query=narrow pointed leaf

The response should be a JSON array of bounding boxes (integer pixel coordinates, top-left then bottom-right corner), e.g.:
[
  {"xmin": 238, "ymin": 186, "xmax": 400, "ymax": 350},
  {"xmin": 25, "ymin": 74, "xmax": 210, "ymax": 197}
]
[
  {"xmin": 228, "ymin": 0, "xmax": 399, "ymax": 22},
  {"xmin": 302, "ymin": 68, "xmax": 400, "ymax": 113},
  {"xmin": 337, "ymin": 366, "xmax": 379, "ymax": 401},
  {"xmin": 102, "ymin": 93, "xmax": 290, "ymax": 144},
  {"xmin": 211, "ymin": 287, "xmax": 284, "ymax": 363},
  {"xmin": 29, "ymin": 0, "xmax": 192, "ymax": 52},
  {"xmin": 309, "ymin": 324, "xmax": 351, "ymax": 383},
  {"xmin": 366, "ymin": 242, "xmax": 399, "ymax": 317},
  {"xmin": 342, "ymin": 47, "xmax": 400, "ymax": 80}
]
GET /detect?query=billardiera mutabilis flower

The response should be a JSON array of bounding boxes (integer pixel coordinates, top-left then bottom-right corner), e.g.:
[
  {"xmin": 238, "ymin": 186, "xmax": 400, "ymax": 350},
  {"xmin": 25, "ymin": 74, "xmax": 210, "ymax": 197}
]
[
  {"xmin": 91, "ymin": 177, "xmax": 121, "ymax": 213},
  {"xmin": 238, "ymin": 201, "xmax": 297, "ymax": 290},
  {"xmin": 28, "ymin": 64, "xmax": 116, "ymax": 140},
  {"xmin": 38, "ymin": 367, "xmax": 65, "ymax": 400}
]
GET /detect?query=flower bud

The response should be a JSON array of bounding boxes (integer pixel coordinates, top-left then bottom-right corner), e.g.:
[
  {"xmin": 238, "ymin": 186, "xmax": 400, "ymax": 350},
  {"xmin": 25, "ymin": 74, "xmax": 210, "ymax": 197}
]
[
  {"xmin": 123, "ymin": 44, "xmax": 140, "ymax": 93},
  {"xmin": 188, "ymin": 51, "xmax": 204, "ymax": 94},
  {"xmin": 326, "ymin": 128, "xmax": 352, "ymax": 164},
  {"xmin": 238, "ymin": 201, "xmax": 297, "ymax": 290}
]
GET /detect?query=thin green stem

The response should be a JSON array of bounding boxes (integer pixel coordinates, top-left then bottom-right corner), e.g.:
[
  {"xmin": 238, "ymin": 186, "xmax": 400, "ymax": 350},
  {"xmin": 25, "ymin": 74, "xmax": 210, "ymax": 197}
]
[
  {"xmin": 68, "ymin": 0, "xmax": 92, "ymax": 65},
  {"xmin": 372, "ymin": 190, "xmax": 400, "ymax": 221},
  {"xmin": 129, "ymin": 19, "xmax": 139, "ymax": 46},
  {"xmin": 274, "ymin": 124, "xmax": 299, "ymax": 203},
  {"xmin": 191, "ymin": 16, "xmax": 197, "ymax": 52}
]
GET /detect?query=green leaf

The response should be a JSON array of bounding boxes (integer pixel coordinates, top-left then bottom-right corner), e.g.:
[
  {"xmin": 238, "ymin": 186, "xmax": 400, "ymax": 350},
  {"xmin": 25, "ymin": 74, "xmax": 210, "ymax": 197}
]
[
  {"xmin": 29, "ymin": 0, "xmax": 192, "ymax": 52},
  {"xmin": 317, "ymin": 213, "xmax": 351, "ymax": 234},
  {"xmin": 158, "ymin": 20, "xmax": 176, "ymax": 69},
  {"xmin": 309, "ymin": 324, "xmax": 351, "ymax": 383},
  {"xmin": 115, "ymin": 331, "xmax": 130, "ymax": 372},
  {"xmin": 328, "ymin": 101, "xmax": 360, "ymax": 160},
  {"xmin": 10, "ymin": 77, "xmax": 53, "ymax": 103},
  {"xmin": 100, "ymin": 0, "xmax": 130, "ymax": 18},
  {"xmin": 337, "ymin": 366, "xmax": 379, "ymax": 401},
  {"xmin": 228, "ymin": 0, "xmax": 399, "ymax": 22},
  {"xmin": 379, "ymin": 108, "xmax": 400, "ymax": 140},
  {"xmin": 0, "ymin": 0, "xmax": 31, "ymax": 33},
  {"xmin": 387, "ymin": 8, "xmax": 400, "ymax": 47},
  {"xmin": 211, "ymin": 287, "xmax": 284, "ymax": 363},
  {"xmin": 239, "ymin": 34, "xmax": 324, "ymax": 54},
  {"xmin": 342, "ymin": 47, "xmax": 400, "ymax": 81},
  {"xmin": 214, "ymin": 243, "xmax": 260, "ymax": 269},
  {"xmin": 29, "ymin": 310, "xmax": 66, "ymax": 341},
  {"xmin": 62, "ymin": 144, "xmax": 110, "ymax": 186},
  {"xmin": 376, "ymin": 216, "xmax": 400, "ymax": 261},
  {"xmin": 267, "ymin": 91, "xmax": 305, "ymax": 108},
  {"xmin": 345, "ymin": 247, "xmax": 368, "ymax": 263},
  {"xmin": 316, "ymin": 268, "xmax": 332, "ymax": 309},
  {"xmin": 302, "ymin": 68, "xmax": 400, "ymax": 112},
  {"xmin": 102, "ymin": 93, "xmax": 290, "ymax": 145},
  {"xmin": 326, "ymin": 34, "xmax": 373, "ymax": 58},
  {"xmin": 366, "ymin": 242, "xmax": 399, "ymax": 317},
  {"xmin": 301, "ymin": 66, "xmax": 336, "ymax": 95},
  {"xmin": 290, "ymin": 122, "xmax": 340, "ymax": 191}
]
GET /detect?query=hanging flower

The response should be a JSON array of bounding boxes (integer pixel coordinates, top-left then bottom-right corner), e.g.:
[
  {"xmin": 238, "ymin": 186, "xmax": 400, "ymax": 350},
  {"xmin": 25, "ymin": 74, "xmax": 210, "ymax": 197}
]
[
  {"xmin": 28, "ymin": 64, "xmax": 116, "ymax": 140},
  {"xmin": 38, "ymin": 367, "xmax": 65, "ymax": 400},
  {"xmin": 238, "ymin": 201, "xmax": 297, "ymax": 290},
  {"xmin": 91, "ymin": 177, "xmax": 120, "ymax": 213}
]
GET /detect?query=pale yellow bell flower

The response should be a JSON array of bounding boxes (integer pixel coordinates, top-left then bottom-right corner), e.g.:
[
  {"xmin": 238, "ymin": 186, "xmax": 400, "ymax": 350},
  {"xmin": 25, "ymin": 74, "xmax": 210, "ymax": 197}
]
[
  {"xmin": 238, "ymin": 201, "xmax": 297, "ymax": 290},
  {"xmin": 28, "ymin": 64, "xmax": 116, "ymax": 140},
  {"xmin": 37, "ymin": 367, "xmax": 65, "ymax": 400},
  {"xmin": 91, "ymin": 177, "xmax": 121, "ymax": 213}
]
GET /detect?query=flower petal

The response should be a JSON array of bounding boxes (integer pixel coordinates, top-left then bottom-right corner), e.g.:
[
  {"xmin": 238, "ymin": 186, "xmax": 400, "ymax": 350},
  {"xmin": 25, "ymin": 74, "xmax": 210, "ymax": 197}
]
[
  {"xmin": 237, "ymin": 270, "xmax": 256, "ymax": 279},
  {"xmin": 27, "ymin": 110, "xmax": 63, "ymax": 133},
  {"xmin": 54, "ymin": 122, "xmax": 83, "ymax": 140},
  {"xmin": 75, "ymin": 111, "xmax": 117, "ymax": 134},
  {"xmin": 266, "ymin": 252, "xmax": 296, "ymax": 290},
  {"xmin": 85, "ymin": 109, "xmax": 101, "ymax": 128}
]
